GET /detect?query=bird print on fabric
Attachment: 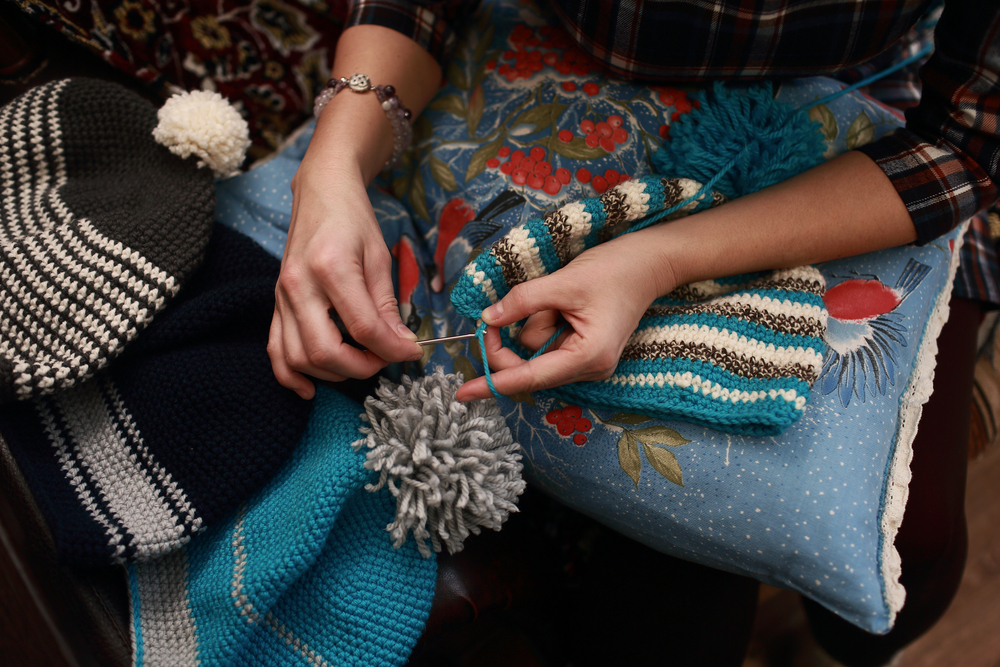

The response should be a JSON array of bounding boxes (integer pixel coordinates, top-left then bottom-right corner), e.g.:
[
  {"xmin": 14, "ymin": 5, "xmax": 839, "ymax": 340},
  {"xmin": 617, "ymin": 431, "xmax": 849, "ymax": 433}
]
[{"xmin": 819, "ymin": 258, "xmax": 931, "ymax": 406}]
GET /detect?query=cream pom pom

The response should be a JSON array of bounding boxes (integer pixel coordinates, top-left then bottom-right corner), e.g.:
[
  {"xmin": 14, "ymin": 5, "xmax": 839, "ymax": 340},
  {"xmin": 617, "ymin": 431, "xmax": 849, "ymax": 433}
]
[{"xmin": 152, "ymin": 90, "xmax": 251, "ymax": 177}]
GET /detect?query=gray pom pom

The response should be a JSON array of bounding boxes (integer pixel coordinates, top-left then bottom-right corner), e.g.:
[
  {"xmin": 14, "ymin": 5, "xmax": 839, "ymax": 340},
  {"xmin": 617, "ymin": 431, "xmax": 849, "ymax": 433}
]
[{"xmin": 354, "ymin": 370, "xmax": 525, "ymax": 557}]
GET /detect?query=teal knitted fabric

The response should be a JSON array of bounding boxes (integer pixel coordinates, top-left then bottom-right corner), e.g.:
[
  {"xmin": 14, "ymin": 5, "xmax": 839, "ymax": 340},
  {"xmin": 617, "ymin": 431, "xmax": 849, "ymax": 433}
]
[
  {"xmin": 129, "ymin": 387, "xmax": 437, "ymax": 666},
  {"xmin": 451, "ymin": 179, "xmax": 828, "ymax": 436}
]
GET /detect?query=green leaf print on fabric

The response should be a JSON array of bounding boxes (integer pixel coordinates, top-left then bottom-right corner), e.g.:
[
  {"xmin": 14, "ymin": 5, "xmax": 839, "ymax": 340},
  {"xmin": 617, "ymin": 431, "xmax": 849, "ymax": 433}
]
[
  {"xmin": 430, "ymin": 155, "xmax": 459, "ymax": 192},
  {"xmin": 466, "ymin": 131, "xmax": 506, "ymax": 182},
  {"xmin": 808, "ymin": 103, "xmax": 839, "ymax": 141},
  {"xmin": 617, "ymin": 431, "xmax": 642, "ymax": 490},
  {"xmin": 846, "ymin": 112, "xmax": 875, "ymax": 149},
  {"xmin": 644, "ymin": 445, "xmax": 684, "ymax": 487}
]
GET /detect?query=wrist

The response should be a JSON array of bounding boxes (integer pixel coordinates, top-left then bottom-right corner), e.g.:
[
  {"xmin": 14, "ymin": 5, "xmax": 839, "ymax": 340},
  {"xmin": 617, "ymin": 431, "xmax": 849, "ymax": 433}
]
[{"xmin": 307, "ymin": 91, "xmax": 397, "ymax": 183}]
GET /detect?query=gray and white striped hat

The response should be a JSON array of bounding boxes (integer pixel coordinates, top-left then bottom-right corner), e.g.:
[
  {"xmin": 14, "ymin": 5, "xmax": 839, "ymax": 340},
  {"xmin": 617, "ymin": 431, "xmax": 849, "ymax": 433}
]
[{"xmin": 0, "ymin": 78, "xmax": 215, "ymax": 402}]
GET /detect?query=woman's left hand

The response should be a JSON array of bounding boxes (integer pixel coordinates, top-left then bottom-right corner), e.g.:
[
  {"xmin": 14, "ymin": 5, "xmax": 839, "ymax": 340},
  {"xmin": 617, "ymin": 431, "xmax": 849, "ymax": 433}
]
[{"xmin": 455, "ymin": 230, "xmax": 676, "ymax": 401}]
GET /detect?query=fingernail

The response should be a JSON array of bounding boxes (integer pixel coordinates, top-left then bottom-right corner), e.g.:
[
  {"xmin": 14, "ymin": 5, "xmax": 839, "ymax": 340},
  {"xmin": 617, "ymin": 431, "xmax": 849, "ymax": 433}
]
[
  {"xmin": 408, "ymin": 349, "xmax": 424, "ymax": 361},
  {"xmin": 483, "ymin": 300, "xmax": 503, "ymax": 324},
  {"xmin": 397, "ymin": 323, "xmax": 418, "ymax": 340}
]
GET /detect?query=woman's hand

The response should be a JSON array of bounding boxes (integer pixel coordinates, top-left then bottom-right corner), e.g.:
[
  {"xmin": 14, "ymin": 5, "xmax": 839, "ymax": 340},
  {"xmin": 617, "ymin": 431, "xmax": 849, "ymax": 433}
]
[
  {"xmin": 268, "ymin": 160, "xmax": 422, "ymax": 400},
  {"xmin": 454, "ymin": 151, "xmax": 917, "ymax": 403},
  {"xmin": 265, "ymin": 25, "xmax": 442, "ymax": 399},
  {"xmin": 455, "ymin": 230, "xmax": 676, "ymax": 401}
]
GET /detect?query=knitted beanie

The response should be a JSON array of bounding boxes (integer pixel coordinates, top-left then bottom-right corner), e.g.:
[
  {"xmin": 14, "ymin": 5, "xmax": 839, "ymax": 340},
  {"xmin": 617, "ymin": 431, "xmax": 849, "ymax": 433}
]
[
  {"xmin": 0, "ymin": 78, "xmax": 216, "ymax": 403},
  {"xmin": 0, "ymin": 224, "xmax": 312, "ymax": 565},
  {"xmin": 452, "ymin": 174, "xmax": 828, "ymax": 436}
]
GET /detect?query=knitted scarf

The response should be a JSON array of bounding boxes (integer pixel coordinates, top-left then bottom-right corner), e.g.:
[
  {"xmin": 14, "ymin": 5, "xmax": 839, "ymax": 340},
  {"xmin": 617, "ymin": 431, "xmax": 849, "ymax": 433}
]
[
  {"xmin": 0, "ymin": 225, "xmax": 312, "ymax": 565},
  {"xmin": 129, "ymin": 387, "xmax": 437, "ymax": 667}
]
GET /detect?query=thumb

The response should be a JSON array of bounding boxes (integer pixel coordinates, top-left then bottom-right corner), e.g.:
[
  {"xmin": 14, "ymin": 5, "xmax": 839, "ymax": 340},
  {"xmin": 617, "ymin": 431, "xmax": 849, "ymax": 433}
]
[
  {"xmin": 369, "ymin": 260, "xmax": 419, "ymax": 341},
  {"xmin": 482, "ymin": 279, "xmax": 552, "ymax": 327}
]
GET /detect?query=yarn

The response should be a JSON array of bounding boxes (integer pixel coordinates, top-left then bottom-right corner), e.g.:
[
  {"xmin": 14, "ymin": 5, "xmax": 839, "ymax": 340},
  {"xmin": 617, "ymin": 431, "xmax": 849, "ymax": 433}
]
[
  {"xmin": 652, "ymin": 82, "xmax": 827, "ymax": 200},
  {"xmin": 0, "ymin": 79, "xmax": 217, "ymax": 403},
  {"xmin": 452, "ymin": 82, "xmax": 834, "ymax": 435},
  {"xmin": 0, "ymin": 225, "xmax": 312, "ymax": 565},
  {"xmin": 153, "ymin": 89, "xmax": 251, "ymax": 177},
  {"xmin": 130, "ymin": 387, "xmax": 437, "ymax": 667},
  {"xmin": 355, "ymin": 370, "xmax": 526, "ymax": 557}
]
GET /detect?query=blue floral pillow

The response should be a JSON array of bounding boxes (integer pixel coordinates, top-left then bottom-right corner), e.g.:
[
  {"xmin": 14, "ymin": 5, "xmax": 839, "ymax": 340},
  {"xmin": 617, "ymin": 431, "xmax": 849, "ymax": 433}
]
[{"xmin": 216, "ymin": 0, "xmax": 966, "ymax": 634}]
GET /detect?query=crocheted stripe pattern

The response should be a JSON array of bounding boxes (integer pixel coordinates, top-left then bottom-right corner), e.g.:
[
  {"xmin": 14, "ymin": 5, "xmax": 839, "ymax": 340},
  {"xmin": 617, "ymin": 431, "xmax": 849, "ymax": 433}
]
[
  {"xmin": 0, "ymin": 79, "xmax": 214, "ymax": 402},
  {"xmin": 34, "ymin": 375, "xmax": 203, "ymax": 563},
  {"xmin": 451, "ymin": 175, "xmax": 828, "ymax": 436}
]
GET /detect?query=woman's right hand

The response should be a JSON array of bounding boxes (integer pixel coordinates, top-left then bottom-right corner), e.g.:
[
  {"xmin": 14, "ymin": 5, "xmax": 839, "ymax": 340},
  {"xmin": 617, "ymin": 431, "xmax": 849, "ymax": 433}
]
[{"xmin": 268, "ymin": 158, "xmax": 423, "ymax": 400}]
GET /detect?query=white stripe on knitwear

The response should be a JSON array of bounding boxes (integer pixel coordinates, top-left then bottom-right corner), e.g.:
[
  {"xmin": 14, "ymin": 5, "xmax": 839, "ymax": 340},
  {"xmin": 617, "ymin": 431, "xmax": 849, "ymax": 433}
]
[
  {"xmin": 36, "ymin": 399, "xmax": 129, "ymax": 563},
  {"xmin": 133, "ymin": 549, "xmax": 201, "ymax": 666},
  {"xmin": 51, "ymin": 381, "xmax": 198, "ymax": 560},
  {"xmin": 627, "ymin": 323, "xmax": 825, "ymax": 374},
  {"xmin": 608, "ymin": 370, "xmax": 809, "ymax": 411}
]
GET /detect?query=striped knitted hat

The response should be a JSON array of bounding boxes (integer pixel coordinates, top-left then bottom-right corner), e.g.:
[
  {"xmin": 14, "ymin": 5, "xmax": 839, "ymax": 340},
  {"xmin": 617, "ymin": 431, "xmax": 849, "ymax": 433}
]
[
  {"xmin": 0, "ymin": 78, "xmax": 216, "ymax": 403},
  {"xmin": 452, "ymin": 174, "xmax": 828, "ymax": 436},
  {"xmin": 0, "ymin": 225, "xmax": 312, "ymax": 566}
]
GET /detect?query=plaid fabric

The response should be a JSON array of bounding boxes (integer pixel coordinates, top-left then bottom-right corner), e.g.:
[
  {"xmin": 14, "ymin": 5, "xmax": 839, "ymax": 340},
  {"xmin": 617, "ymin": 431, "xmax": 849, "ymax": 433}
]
[
  {"xmin": 351, "ymin": 0, "xmax": 1000, "ymax": 304},
  {"xmin": 345, "ymin": 0, "xmax": 478, "ymax": 67},
  {"xmin": 954, "ymin": 211, "xmax": 1000, "ymax": 305}
]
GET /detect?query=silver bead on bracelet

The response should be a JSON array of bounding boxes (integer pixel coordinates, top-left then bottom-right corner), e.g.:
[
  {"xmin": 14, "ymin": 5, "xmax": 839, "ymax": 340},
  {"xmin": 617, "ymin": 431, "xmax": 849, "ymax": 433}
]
[{"xmin": 313, "ymin": 73, "xmax": 413, "ymax": 170}]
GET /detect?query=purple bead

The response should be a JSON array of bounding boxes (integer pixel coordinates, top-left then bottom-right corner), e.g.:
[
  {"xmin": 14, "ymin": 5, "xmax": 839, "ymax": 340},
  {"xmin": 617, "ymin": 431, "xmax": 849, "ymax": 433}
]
[
  {"xmin": 383, "ymin": 85, "xmax": 396, "ymax": 98},
  {"xmin": 403, "ymin": 108, "xmax": 412, "ymax": 121}
]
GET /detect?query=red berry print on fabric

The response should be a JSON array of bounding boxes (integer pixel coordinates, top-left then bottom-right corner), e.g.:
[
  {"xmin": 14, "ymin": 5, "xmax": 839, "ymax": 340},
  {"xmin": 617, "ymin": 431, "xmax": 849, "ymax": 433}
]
[
  {"xmin": 494, "ymin": 23, "xmax": 605, "ymax": 84},
  {"xmin": 546, "ymin": 405, "xmax": 591, "ymax": 446}
]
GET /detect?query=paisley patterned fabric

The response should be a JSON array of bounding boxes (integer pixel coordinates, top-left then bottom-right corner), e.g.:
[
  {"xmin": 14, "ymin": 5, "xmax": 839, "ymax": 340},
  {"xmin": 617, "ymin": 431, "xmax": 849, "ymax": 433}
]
[
  {"xmin": 14, "ymin": 0, "xmax": 347, "ymax": 157},
  {"xmin": 215, "ymin": 0, "xmax": 967, "ymax": 636}
]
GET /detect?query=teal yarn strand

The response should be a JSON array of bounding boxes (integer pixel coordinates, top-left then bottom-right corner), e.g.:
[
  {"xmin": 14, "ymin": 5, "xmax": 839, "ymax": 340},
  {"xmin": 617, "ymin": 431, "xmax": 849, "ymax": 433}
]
[
  {"xmin": 799, "ymin": 43, "xmax": 933, "ymax": 113},
  {"xmin": 479, "ymin": 320, "xmax": 568, "ymax": 401},
  {"xmin": 477, "ymin": 321, "xmax": 499, "ymax": 399}
]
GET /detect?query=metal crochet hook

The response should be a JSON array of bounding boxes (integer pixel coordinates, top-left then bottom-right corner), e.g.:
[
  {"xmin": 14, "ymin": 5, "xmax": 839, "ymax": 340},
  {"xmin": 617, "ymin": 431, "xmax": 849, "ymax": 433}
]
[
  {"xmin": 416, "ymin": 333, "xmax": 477, "ymax": 346},
  {"xmin": 330, "ymin": 309, "xmax": 475, "ymax": 348}
]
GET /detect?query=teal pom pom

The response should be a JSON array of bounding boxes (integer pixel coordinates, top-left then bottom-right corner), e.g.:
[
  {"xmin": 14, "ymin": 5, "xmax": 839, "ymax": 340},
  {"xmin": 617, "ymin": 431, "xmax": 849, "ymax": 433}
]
[{"xmin": 652, "ymin": 82, "xmax": 826, "ymax": 199}]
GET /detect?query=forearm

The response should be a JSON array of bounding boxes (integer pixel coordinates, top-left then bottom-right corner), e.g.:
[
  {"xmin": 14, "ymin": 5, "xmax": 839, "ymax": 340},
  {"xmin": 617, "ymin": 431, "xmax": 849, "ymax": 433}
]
[
  {"xmin": 640, "ymin": 151, "xmax": 919, "ymax": 295},
  {"xmin": 301, "ymin": 24, "xmax": 442, "ymax": 185}
]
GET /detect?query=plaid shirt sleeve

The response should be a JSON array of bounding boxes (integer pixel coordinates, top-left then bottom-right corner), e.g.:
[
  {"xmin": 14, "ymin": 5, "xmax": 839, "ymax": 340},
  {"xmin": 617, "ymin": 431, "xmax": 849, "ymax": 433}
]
[
  {"xmin": 346, "ymin": 0, "xmax": 480, "ymax": 68},
  {"xmin": 857, "ymin": 0, "xmax": 1000, "ymax": 245}
]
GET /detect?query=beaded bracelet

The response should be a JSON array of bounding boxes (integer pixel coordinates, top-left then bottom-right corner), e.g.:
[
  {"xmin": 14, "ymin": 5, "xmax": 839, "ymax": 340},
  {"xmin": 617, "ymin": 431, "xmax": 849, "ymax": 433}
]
[{"xmin": 313, "ymin": 73, "xmax": 413, "ymax": 170}]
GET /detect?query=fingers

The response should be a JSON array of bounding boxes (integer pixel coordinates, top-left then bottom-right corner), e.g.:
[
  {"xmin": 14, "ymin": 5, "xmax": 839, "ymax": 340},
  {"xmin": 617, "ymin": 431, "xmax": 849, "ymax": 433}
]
[
  {"xmin": 365, "ymin": 249, "xmax": 419, "ymax": 343},
  {"xmin": 481, "ymin": 278, "xmax": 566, "ymax": 328},
  {"xmin": 312, "ymin": 252, "xmax": 422, "ymax": 365},
  {"xmin": 517, "ymin": 309, "xmax": 565, "ymax": 351},
  {"xmin": 456, "ymin": 339, "xmax": 618, "ymax": 402}
]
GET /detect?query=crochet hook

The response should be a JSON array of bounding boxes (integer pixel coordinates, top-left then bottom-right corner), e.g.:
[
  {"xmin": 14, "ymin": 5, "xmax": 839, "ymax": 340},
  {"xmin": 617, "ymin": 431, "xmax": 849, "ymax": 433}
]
[
  {"xmin": 330, "ymin": 309, "xmax": 475, "ymax": 348},
  {"xmin": 416, "ymin": 333, "xmax": 477, "ymax": 346}
]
